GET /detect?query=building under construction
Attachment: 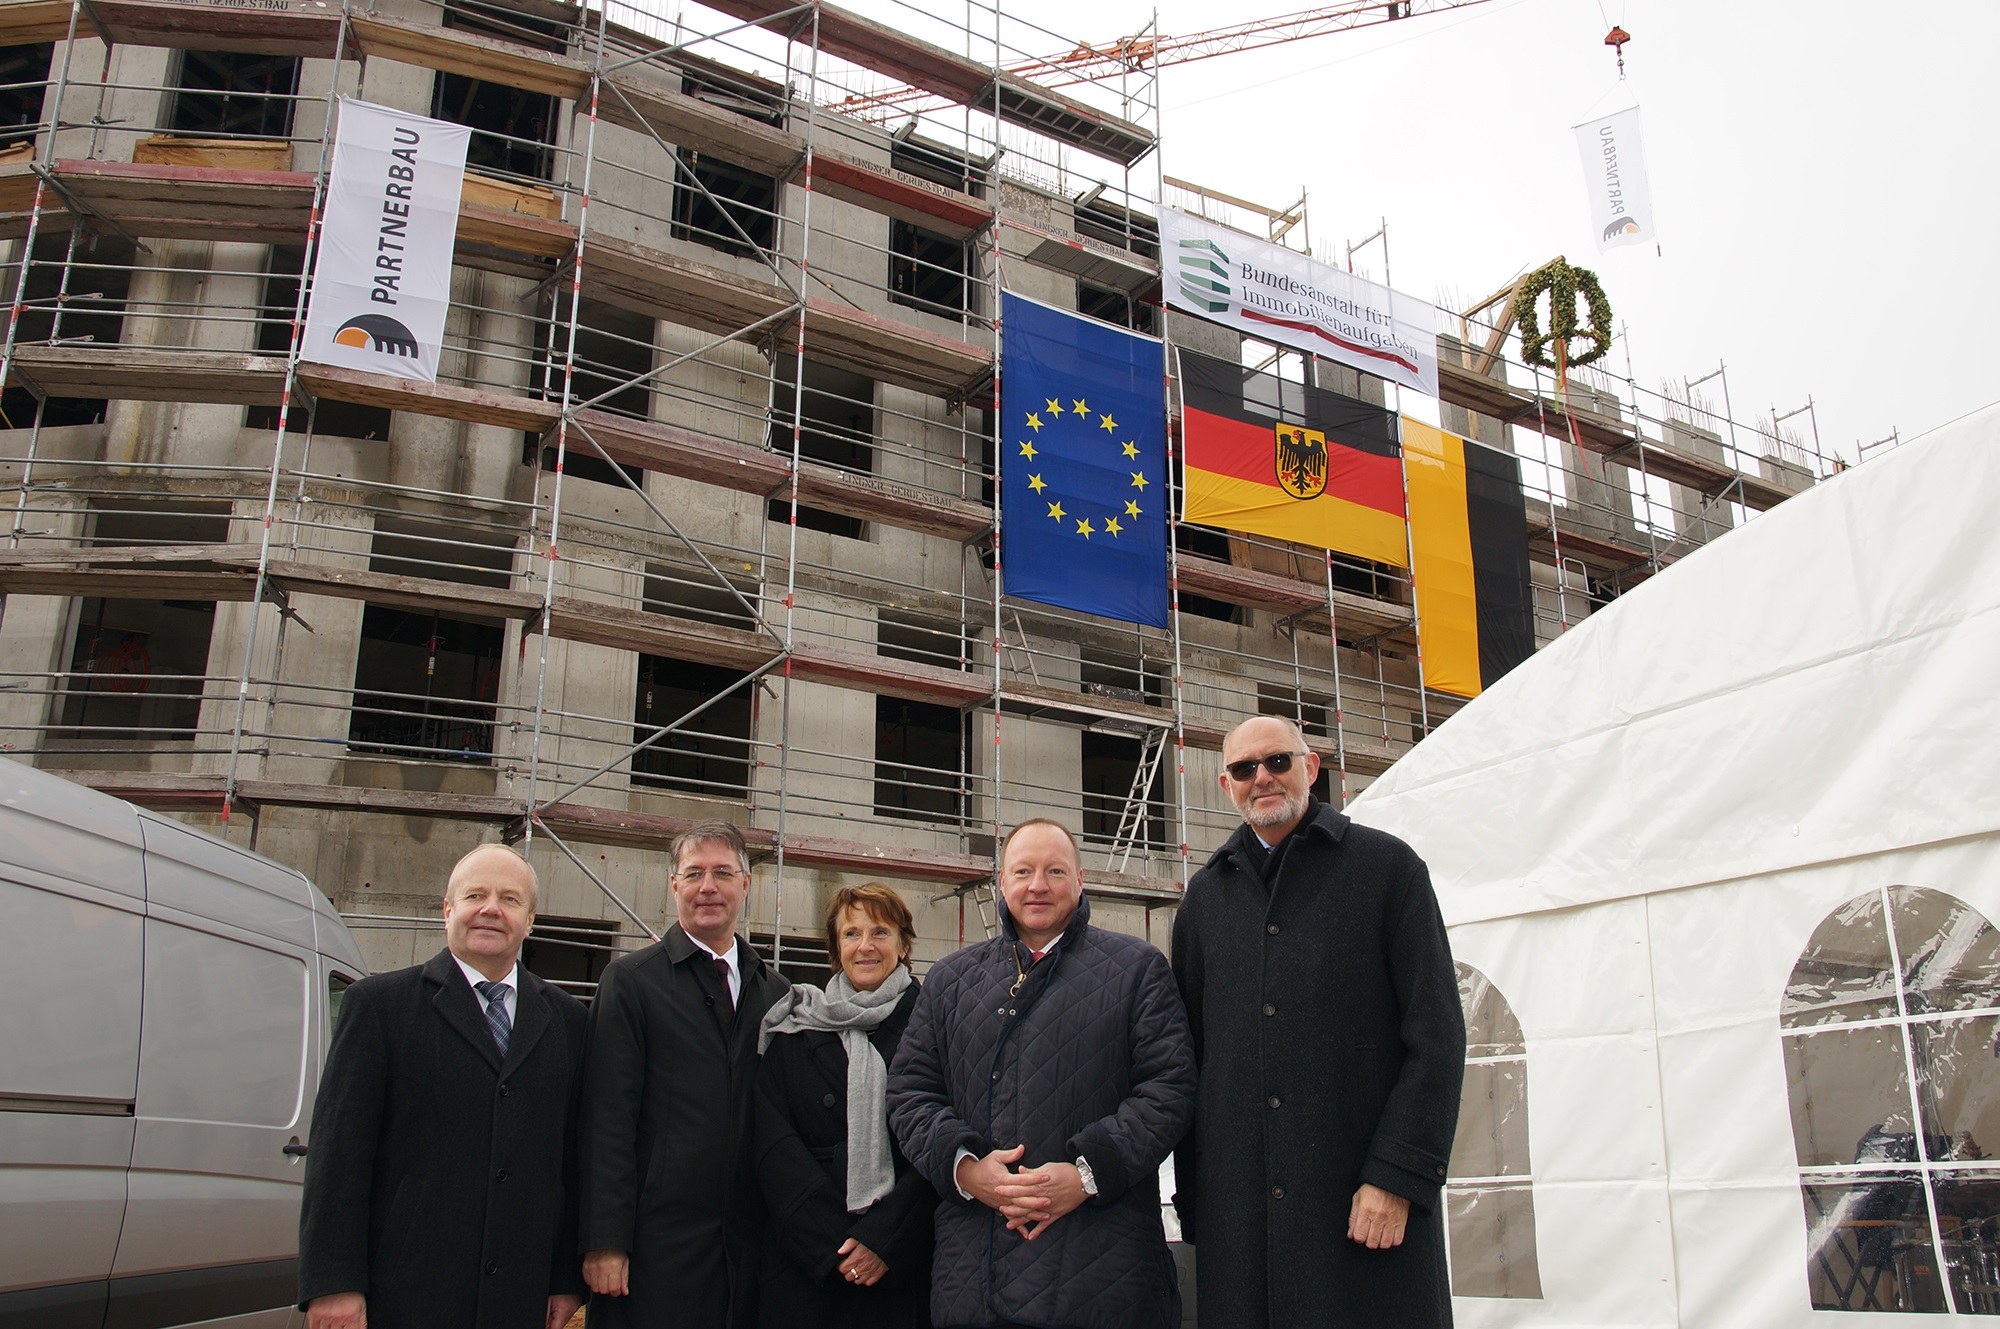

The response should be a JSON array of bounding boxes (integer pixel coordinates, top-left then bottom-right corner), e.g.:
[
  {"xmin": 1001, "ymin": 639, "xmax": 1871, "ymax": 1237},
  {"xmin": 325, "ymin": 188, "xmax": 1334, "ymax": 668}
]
[{"xmin": 0, "ymin": 0, "xmax": 1830, "ymax": 986}]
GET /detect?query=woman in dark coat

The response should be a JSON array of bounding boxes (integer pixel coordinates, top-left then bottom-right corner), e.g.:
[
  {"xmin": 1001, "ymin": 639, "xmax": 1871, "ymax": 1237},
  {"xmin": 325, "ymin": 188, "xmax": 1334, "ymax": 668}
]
[{"xmin": 754, "ymin": 883, "xmax": 935, "ymax": 1329}]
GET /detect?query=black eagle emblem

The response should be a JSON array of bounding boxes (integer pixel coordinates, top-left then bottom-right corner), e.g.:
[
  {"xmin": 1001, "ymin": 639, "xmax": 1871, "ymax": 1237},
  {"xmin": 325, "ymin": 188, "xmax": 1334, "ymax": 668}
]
[{"xmin": 1273, "ymin": 425, "xmax": 1328, "ymax": 501}]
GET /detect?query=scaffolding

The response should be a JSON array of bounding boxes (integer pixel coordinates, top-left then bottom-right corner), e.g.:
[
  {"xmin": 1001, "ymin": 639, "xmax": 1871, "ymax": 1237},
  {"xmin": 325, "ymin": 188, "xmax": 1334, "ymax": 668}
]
[{"xmin": 0, "ymin": 0, "xmax": 1834, "ymax": 988}]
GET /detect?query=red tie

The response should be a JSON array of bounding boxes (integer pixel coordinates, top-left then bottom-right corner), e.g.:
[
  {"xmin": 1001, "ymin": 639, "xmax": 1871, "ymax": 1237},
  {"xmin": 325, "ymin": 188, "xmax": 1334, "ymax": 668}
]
[
  {"xmin": 1030, "ymin": 949, "xmax": 1046, "ymax": 964},
  {"xmin": 713, "ymin": 957, "xmax": 734, "ymax": 1016}
]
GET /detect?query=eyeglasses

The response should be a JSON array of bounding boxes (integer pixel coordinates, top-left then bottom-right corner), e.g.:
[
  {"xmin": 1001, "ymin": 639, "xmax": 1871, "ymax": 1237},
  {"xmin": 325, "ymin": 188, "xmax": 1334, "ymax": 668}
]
[
  {"xmin": 675, "ymin": 867, "xmax": 743, "ymax": 885},
  {"xmin": 1225, "ymin": 751, "xmax": 1308, "ymax": 783}
]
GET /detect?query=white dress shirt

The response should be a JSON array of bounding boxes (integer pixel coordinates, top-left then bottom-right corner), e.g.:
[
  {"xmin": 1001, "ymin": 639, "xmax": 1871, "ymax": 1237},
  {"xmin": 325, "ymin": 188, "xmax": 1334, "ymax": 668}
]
[
  {"xmin": 688, "ymin": 933, "xmax": 742, "ymax": 1005},
  {"xmin": 453, "ymin": 953, "xmax": 520, "ymax": 1027}
]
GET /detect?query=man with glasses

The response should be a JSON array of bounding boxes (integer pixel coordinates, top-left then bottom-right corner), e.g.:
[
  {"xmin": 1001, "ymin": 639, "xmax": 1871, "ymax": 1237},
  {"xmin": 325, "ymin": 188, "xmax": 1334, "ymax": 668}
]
[
  {"xmin": 580, "ymin": 821, "xmax": 789, "ymax": 1328},
  {"xmin": 1171, "ymin": 716, "xmax": 1465, "ymax": 1329}
]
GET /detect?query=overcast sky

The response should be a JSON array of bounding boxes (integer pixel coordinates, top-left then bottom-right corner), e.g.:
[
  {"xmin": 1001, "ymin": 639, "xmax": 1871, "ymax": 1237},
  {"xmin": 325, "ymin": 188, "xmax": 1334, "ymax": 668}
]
[{"xmin": 903, "ymin": 0, "xmax": 1998, "ymax": 463}]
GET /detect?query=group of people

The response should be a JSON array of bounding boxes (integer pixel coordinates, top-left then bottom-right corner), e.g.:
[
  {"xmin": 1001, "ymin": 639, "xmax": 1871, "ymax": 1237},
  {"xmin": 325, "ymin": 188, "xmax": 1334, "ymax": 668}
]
[{"xmin": 297, "ymin": 714, "xmax": 1467, "ymax": 1329}]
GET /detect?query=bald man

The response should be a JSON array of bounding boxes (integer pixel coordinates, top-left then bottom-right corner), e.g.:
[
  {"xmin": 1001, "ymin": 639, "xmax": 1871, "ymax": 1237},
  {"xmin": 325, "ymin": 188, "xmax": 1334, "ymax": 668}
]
[
  {"xmin": 1171, "ymin": 716, "xmax": 1464, "ymax": 1329},
  {"xmin": 300, "ymin": 844, "xmax": 590, "ymax": 1329}
]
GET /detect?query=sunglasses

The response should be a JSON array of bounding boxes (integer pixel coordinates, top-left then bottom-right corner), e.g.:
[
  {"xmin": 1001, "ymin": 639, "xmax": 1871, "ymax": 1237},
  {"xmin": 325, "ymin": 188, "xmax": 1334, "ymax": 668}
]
[{"xmin": 1225, "ymin": 751, "xmax": 1308, "ymax": 783}]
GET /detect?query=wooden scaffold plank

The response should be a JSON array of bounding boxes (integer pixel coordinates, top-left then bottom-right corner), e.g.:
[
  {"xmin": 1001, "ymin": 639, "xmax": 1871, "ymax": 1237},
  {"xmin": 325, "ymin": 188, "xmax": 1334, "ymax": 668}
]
[
  {"xmin": 297, "ymin": 363, "xmax": 564, "ymax": 432},
  {"xmin": 575, "ymin": 408, "xmax": 991, "ymax": 541},
  {"xmin": 87, "ymin": 0, "xmax": 348, "ymax": 57},
  {"xmin": 6, "ymin": 345, "xmax": 287, "ymax": 404},
  {"xmin": 0, "ymin": 0, "xmax": 95, "ymax": 45},
  {"xmin": 349, "ymin": 12, "xmax": 589, "ymax": 101}
]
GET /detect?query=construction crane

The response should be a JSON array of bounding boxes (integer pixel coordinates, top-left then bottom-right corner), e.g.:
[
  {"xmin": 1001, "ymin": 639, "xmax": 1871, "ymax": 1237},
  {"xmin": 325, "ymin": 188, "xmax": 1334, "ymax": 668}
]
[{"xmin": 837, "ymin": 0, "xmax": 1496, "ymax": 118}]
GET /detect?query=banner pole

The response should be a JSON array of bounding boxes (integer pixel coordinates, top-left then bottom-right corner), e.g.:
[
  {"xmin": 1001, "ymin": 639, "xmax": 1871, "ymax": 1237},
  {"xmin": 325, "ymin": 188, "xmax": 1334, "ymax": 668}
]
[
  {"xmin": 1165, "ymin": 346, "xmax": 1191, "ymax": 889},
  {"xmin": 1394, "ymin": 410, "xmax": 1431, "ymax": 740},
  {"xmin": 220, "ymin": 3, "xmax": 354, "ymax": 829}
]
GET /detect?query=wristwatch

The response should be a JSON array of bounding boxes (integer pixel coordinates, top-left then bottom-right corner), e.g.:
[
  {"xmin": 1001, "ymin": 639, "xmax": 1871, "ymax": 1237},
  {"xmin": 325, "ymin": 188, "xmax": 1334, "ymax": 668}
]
[{"xmin": 1074, "ymin": 1155, "xmax": 1098, "ymax": 1196}]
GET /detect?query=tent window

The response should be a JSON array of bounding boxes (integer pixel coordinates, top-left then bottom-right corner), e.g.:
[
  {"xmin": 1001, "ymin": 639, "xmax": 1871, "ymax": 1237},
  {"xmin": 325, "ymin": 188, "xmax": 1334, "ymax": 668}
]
[
  {"xmin": 1446, "ymin": 963, "xmax": 1543, "ymax": 1299},
  {"xmin": 1783, "ymin": 885, "xmax": 2000, "ymax": 1314}
]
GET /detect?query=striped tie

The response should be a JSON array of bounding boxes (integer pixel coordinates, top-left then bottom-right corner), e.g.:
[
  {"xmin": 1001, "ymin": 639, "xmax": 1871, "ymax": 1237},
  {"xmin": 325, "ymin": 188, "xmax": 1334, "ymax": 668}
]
[{"xmin": 474, "ymin": 980, "xmax": 513, "ymax": 1055}]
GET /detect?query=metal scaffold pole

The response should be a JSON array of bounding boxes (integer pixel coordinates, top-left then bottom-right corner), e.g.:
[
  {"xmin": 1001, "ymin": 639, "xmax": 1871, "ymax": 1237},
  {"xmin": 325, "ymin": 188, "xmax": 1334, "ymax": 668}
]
[
  {"xmin": 219, "ymin": 0, "xmax": 356, "ymax": 833},
  {"xmin": 767, "ymin": 0, "xmax": 826, "ymax": 968},
  {"xmin": 520, "ymin": 0, "xmax": 606, "ymax": 847}
]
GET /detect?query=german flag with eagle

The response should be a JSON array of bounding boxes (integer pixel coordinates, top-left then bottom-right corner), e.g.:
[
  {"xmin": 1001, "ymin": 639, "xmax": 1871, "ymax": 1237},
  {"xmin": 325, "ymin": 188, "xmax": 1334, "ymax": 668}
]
[{"xmin": 1176, "ymin": 348, "xmax": 1409, "ymax": 567}]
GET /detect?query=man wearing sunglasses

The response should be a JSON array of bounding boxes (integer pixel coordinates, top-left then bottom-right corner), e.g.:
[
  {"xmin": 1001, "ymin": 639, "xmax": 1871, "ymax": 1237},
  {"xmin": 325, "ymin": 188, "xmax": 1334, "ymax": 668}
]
[{"xmin": 1170, "ymin": 715, "xmax": 1465, "ymax": 1329}]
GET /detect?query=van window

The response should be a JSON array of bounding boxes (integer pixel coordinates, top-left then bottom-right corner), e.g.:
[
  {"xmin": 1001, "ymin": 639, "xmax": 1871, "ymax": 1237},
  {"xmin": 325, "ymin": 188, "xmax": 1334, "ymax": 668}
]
[
  {"xmin": 329, "ymin": 972, "xmax": 353, "ymax": 1033},
  {"xmin": 138, "ymin": 921, "xmax": 307, "ymax": 1127}
]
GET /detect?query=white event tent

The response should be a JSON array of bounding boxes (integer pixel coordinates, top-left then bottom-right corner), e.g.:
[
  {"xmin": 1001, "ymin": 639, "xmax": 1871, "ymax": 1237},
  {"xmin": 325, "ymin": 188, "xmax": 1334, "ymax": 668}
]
[{"xmin": 1350, "ymin": 403, "xmax": 2000, "ymax": 1325}]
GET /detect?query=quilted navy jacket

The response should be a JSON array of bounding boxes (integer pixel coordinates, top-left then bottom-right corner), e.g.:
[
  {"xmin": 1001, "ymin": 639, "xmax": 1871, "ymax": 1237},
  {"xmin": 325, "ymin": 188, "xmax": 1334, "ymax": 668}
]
[{"xmin": 887, "ymin": 897, "xmax": 1196, "ymax": 1329}]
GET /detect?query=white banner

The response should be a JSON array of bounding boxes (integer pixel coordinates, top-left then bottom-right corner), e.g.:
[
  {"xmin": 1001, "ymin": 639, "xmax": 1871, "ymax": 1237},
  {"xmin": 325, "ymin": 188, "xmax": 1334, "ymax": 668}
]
[
  {"xmin": 301, "ymin": 98, "xmax": 470, "ymax": 385},
  {"xmin": 1158, "ymin": 207, "xmax": 1438, "ymax": 399},
  {"xmin": 1574, "ymin": 105, "xmax": 1656, "ymax": 252}
]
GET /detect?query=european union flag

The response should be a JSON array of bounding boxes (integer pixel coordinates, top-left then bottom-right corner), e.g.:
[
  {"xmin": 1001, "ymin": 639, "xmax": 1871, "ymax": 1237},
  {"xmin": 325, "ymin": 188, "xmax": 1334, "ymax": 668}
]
[{"xmin": 999, "ymin": 292, "xmax": 1169, "ymax": 629}]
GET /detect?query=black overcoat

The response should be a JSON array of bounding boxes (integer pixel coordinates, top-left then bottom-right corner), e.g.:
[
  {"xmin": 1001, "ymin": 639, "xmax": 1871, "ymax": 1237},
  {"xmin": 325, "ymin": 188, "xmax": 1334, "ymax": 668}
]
[
  {"xmin": 579, "ymin": 926, "xmax": 788, "ymax": 1329},
  {"xmin": 298, "ymin": 949, "xmax": 590, "ymax": 1329},
  {"xmin": 1171, "ymin": 803, "xmax": 1465, "ymax": 1329},
  {"xmin": 753, "ymin": 979, "xmax": 935, "ymax": 1329},
  {"xmin": 888, "ymin": 896, "xmax": 1195, "ymax": 1329}
]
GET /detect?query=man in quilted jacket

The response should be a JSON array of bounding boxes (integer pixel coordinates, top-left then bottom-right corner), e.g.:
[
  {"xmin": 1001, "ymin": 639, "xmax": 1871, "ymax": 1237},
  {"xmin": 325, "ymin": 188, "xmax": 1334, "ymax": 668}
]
[{"xmin": 888, "ymin": 818, "xmax": 1196, "ymax": 1329}]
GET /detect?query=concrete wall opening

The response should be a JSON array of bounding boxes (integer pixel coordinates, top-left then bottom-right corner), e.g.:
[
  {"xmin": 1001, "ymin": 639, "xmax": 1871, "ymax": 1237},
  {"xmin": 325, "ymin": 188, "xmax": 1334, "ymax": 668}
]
[
  {"xmin": 248, "ymin": 245, "xmax": 394, "ymax": 440},
  {"xmin": 0, "ymin": 232, "xmax": 134, "ymax": 429},
  {"xmin": 768, "ymin": 357, "xmax": 873, "ymax": 540},
  {"xmin": 1078, "ymin": 648, "xmax": 1167, "ymax": 853},
  {"xmin": 671, "ymin": 149, "xmax": 776, "ymax": 260},
  {"xmin": 166, "ymin": 50, "xmax": 299, "ymax": 139},
  {"xmin": 431, "ymin": 7, "xmax": 560, "ymax": 183},
  {"xmin": 889, "ymin": 220, "xmax": 971, "ymax": 317},
  {"xmin": 55, "ymin": 501, "xmax": 230, "ymax": 748},
  {"xmin": 0, "ymin": 42, "xmax": 52, "ymax": 149}
]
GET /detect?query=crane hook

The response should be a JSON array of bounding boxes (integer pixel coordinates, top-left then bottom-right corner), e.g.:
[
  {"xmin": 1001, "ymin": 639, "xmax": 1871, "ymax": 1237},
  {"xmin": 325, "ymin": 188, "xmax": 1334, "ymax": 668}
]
[{"xmin": 1604, "ymin": 25, "xmax": 1631, "ymax": 78}]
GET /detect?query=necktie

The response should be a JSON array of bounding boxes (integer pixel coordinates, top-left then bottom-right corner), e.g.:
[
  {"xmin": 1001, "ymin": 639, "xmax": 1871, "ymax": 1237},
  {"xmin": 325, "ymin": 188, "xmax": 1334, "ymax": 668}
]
[
  {"xmin": 1030, "ymin": 949, "xmax": 1046, "ymax": 964},
  {"xmin": 474, "ymin": 980, "xmax": 512, "ymax": 1055},
  {"xmin": 713, "ymin": 956, "xmax": 734, "ymax": 1016}
]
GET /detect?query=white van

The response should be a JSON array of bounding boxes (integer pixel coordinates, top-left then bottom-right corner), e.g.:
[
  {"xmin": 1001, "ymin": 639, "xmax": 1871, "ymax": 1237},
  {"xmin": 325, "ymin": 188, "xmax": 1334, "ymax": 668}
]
[{"xmin": 0, "ymin": 759, "xmax": 366, "ymax": 1328}]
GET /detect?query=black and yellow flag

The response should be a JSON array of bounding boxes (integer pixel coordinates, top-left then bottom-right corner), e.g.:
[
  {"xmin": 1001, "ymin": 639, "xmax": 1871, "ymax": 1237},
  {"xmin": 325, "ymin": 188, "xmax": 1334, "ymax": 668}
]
[{"xmin": 1400, "ymin": 420, "xmax": 1535, "ymax": 698}]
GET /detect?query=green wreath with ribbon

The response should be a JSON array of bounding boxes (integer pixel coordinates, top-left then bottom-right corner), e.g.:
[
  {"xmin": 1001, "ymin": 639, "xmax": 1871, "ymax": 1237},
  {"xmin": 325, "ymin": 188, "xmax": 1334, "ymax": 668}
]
[{"xmin": 1512, "ymin": 257, "xmax": 1614, "ymax": 370}]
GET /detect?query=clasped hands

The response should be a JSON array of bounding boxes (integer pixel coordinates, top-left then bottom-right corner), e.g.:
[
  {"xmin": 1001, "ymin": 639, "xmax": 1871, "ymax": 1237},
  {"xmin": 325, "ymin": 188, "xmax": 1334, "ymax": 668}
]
[{"xmin": 956, "ymin": 1143, "xmax": 1087, "ymax": 1240}]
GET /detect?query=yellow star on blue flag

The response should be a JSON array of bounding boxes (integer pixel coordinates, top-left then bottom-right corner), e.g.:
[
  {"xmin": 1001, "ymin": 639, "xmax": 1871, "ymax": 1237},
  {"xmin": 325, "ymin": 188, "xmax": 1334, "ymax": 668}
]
[{"xmin": 999, "ymin": 293, "xmax": 1168, "ymax": 628}]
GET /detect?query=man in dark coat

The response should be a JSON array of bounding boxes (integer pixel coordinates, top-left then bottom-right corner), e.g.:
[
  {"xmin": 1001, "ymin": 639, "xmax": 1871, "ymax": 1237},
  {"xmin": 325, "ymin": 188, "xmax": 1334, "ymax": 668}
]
[
  {"xmin": 580, "ymin": 820, "xmax": 789, "ymax": 1328},
  {"xmin": 1172, "ymin": 715, "xmax": 1465, "ymax": 1329},
  {"xmin": 299, "ymin": 843, "xmax": 589, "ymax": 1329},
  {"xmin": 889, "ymin": 818, "xmax": 1196, "ymax": 1329}
]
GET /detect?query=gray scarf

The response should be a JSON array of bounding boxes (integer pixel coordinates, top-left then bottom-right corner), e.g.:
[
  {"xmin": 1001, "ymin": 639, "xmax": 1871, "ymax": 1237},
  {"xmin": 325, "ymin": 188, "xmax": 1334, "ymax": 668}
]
[{"xmin": 758, "ymin": 964, "xmax": 912, "ymax": 1212}]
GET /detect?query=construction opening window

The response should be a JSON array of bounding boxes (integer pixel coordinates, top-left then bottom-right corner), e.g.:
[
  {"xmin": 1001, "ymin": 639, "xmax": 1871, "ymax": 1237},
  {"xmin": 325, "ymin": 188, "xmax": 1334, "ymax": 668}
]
[
  {"xmin": 890, "ymin": 220, "xmax": 972, "ymax": 317},
  {"xmin": 167, "ymin": 50, "xmax": 300, "ymax": 140},
  {"xmin": 55, "ymin": 502, "xmax": 229, "ymax": 753},
  {"xmin": 249, "ymin": 246, "xmax": 393, "ymax": 440},
  {"xmin": 0, "ymin": 233, "xmax": 134, "ymax": 429},
  {"xmin": 1078, "ymin": 651, "xmax": 1168, "ymax": 854},
  {"xmin": 769, "ymin": 359, "xmax": 874, "ymax": 540},
  {"xmin": 346, "ymin": 522, "xmax": 514, "ymax": 765},
  {"xmin": 0, "ymin": 43, "xmax": 53, "ymax": 151},
  {"xmin": 431, "ymin": 2, "xmax": 564, "ymax": 182}
]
